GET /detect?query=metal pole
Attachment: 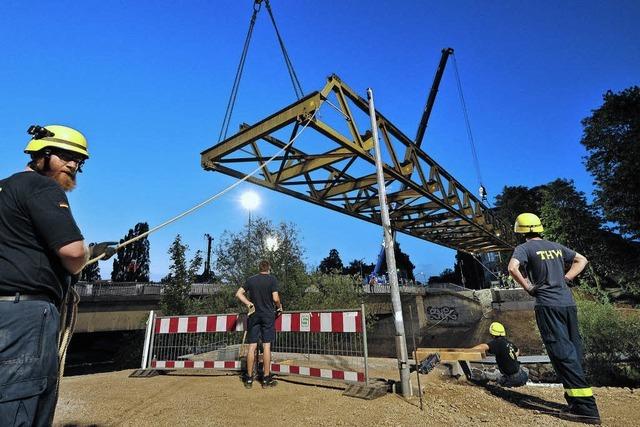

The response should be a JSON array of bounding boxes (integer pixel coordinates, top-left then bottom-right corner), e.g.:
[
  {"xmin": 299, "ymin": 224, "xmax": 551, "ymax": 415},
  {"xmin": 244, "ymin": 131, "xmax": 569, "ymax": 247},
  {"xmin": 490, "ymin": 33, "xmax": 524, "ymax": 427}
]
[
  {"xmin": 141, "ymin": 310, "xmax": 155, "ymax": 369},
  {"xmin": 367, "ymin": 88, "xmax": 411, "ymax": 397},
  {"xmin": 409, "ymin": 305, "xmax": 423, "ymax": 410},
  {"xmin": 361, "ymin": 303, "xmax": 369, "ymax": 385}
]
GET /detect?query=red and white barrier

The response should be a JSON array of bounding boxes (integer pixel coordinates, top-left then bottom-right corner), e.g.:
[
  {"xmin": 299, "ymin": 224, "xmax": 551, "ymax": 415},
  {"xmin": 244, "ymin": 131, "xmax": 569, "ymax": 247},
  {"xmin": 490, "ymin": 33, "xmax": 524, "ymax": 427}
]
[
  {"xmin": 151, "ymin": 360, "xmax": 240, "ymax": 370},
  {"xmin": 271, "ymin": 363, "xmax": 365, "ymax": 383},
  {"xmin": 142, "ymin": 308, "xmax": 369, "ymax": 384},
  {"xmin": 275, "ymin": 311, "xmax": 362, "ymax": 333},
  {"xmin": 154, "ymin": 314, "xmax": 244, "ymax": 334}
]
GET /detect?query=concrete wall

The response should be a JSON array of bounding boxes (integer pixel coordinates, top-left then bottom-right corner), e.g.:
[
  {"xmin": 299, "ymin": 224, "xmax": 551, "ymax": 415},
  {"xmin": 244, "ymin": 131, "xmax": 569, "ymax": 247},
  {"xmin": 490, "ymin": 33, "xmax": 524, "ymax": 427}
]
[{"xmin": 366, "ymin": 288, "xmax": 544, "ymax": 357}]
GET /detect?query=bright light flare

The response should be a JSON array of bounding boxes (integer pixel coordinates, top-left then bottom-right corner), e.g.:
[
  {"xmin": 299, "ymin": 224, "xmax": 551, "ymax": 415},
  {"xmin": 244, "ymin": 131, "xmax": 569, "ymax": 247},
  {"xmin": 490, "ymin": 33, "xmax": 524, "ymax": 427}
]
[
  {"xmin": 265, "ymin": 236, "xmax": 279, "ymax": 251},
  {"xmin": 240, "ymin": 191, "xmax": 260, "ymax": 211}
]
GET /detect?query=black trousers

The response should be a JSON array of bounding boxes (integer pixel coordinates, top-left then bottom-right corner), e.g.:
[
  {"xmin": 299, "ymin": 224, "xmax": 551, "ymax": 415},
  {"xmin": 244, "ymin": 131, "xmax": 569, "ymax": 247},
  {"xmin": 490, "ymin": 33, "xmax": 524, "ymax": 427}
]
[{"xmin": 535, "ymin": 305, "xmax": 599, "ymax": 417}]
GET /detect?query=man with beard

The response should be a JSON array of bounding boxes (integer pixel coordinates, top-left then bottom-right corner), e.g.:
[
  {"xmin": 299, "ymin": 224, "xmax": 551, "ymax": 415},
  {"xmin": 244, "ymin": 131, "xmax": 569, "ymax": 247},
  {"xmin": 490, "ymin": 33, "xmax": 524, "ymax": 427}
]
[{"xmin": 0, "ymin": 125, "xmax": 116, "ymax": 426}]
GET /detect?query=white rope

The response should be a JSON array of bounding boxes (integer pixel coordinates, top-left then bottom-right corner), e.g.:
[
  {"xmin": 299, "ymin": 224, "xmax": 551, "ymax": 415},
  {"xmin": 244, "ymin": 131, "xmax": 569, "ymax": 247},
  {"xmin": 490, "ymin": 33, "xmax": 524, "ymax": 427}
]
[{"xmin": 85, "ymin": 107, "xmax": 319, "ymax": 266}]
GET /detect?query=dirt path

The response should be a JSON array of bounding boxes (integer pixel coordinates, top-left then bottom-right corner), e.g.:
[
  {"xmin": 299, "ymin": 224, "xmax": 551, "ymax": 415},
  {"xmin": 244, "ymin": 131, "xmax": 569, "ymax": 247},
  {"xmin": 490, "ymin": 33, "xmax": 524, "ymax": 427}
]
[{"xmin": 54, "ymin": 362, "xmax": 639, "ymax": 426}]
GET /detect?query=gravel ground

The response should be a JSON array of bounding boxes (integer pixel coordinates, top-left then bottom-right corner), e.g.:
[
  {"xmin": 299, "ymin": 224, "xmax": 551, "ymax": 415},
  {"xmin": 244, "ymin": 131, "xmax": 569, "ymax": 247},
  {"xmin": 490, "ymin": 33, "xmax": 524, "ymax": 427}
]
[{"xmin": 54, "ymin": 360, "xmax": 639, "ymax": 426}]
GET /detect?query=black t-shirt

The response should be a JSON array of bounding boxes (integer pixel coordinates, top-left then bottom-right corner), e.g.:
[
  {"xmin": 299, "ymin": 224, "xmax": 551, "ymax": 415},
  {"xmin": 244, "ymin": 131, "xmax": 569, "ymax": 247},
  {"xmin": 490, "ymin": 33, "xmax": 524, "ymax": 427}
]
[
  {"xmin": 242, "ymin": 273, "xmax": 279, "ymax": 316},
  {"xmin": 487, "ymin": 337, "xmax": 520, "ymax": 376},
  {"xmin": 511, "ymin": 239, "xmax": 576, "ymax": 307},
  {"xmin": 0, "ymin": 171, "xmax": 83, "ymax": 304}
]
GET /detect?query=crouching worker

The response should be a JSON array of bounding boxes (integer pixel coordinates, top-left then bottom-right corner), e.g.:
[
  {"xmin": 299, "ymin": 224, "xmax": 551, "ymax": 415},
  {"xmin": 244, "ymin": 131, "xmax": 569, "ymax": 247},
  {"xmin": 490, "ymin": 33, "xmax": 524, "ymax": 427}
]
[{"xmin": 470, "ymin": 322, "xmax": 529, "ymax": 387}]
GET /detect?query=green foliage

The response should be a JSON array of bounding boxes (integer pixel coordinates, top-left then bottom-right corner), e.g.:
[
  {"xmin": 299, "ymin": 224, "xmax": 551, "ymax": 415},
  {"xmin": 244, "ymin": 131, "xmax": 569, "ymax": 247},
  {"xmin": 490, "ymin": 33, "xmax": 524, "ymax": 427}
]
[
  {"xmin": 577, "ymin": 297, "xmax": 640, "ymax": 386},
  {"xmin": 494, "ymin": 185, "xmax": 543, "ymax": 226},
  {"xmin": 581, "ymin": 86, "xmax": 640, "ymax": 239},
  {"xmin": 189, "ymin": 286, "xmax": 239, "ymax": 315},
  {"xmin": 494, "ymin": 181, "xmax": 640, "ymax": 298},
  {"xmin": 111, "ymin": 222, "xmax": 150, "ymax": 282},
  {"xmin": 319, "ymin": 248, "xmax": 344, "ymax": 274},
  {"xmin": 214, "ymin": 217, "xmax": 306, "ymax": 288},
  {"xmin": 295, "ymin": 273, "xmax": 363, "ymax": 311},
  {"xmin": 344, "ymin": 259, "xmax": 375, "ymax": 278},
  {"xmin": 160, "ymin": 234, "xmax": 203, "ymax": 315},
  {"xmin": 375, "ymin": 242, "xmax": 417, "ymax": 280}
]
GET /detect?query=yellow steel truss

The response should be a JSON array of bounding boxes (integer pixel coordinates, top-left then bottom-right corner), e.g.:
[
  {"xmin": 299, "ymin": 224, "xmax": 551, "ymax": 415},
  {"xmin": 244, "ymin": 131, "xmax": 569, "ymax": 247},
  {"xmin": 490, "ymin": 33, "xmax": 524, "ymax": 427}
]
[{"xmin": 201, "ymin": 75, "xmax": 516, "ymax": 253}]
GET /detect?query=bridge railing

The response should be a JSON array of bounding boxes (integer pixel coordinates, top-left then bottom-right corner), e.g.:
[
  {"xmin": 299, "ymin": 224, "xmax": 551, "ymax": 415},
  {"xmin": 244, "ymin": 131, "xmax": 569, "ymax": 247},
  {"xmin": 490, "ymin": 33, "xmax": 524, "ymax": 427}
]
[
  {"xmin": 74, "ymin": 280, "xmax": 456, "ymax": 299},
  {"xmin": 73, "ymin": 282, "xmax": 221, "ymax": 297}
]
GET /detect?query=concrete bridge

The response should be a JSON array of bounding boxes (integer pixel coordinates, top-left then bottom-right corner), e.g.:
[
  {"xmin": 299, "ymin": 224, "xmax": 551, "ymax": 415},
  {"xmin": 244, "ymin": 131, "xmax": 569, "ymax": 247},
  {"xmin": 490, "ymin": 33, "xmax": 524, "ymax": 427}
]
[{"xmin": 73, "ymin": 282, "xmax": 534, "ymax": 335}]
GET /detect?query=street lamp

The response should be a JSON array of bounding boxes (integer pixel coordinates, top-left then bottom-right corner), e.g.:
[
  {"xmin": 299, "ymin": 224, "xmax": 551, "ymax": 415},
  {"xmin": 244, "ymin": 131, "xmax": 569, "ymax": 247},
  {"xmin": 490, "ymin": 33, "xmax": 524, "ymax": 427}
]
[
  {"xmin": 240, "ymin": 190, "xmax": 260, "ymax": 265},
  {"xmin": 240, "ymin": 190, "xmax": 260, "ymax": 225},
  {"xmin": 265, "ymin": 235, "xmax": 279, "ymax": 251}
]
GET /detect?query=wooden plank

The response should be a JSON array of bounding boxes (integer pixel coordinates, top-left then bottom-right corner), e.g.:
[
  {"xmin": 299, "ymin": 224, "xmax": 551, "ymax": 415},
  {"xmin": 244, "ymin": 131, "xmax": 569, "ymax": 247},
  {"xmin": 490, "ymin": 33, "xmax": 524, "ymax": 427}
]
[{"xmin": 415, "ymin": 348, "xmax": 484, "ymax": 362}]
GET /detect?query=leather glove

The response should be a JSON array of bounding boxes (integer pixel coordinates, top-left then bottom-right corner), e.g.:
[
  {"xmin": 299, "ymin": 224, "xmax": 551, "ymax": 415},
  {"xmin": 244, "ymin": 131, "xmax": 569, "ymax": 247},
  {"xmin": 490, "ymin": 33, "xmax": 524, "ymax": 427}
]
[{"xmin": 88, "ymin": 241, "xmax": 118, "ymax": 261}]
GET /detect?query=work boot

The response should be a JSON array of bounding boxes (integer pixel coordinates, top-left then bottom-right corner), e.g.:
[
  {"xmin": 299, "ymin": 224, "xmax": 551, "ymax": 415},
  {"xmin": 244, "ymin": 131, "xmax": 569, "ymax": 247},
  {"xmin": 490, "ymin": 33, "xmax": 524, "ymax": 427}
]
[
  {"xmin": 558, "ymin": 410, "xmax": 601, "ymax": 425},
  {"xmin": 262, "ymin": 375, "xmax": 277, "ymax": 388},
  {"xmin": 243, "ymin": 374, "xmax": 254, "ymax": 389}
]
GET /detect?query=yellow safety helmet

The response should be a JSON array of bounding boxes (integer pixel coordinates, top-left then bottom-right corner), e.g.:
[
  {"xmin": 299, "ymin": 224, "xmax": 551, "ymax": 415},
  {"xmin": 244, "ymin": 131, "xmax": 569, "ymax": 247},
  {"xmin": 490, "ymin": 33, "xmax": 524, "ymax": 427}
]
[
  {"xmin": 24, "ymin": 125, "xmax": 89, "ymax": 159},
  {"xmin": 489, "ymin": 322, "xmax": 506, "ymax": 336},
  {"xmin": 514, "ymin": 212, "xmax": 544, "ymax": 234}
]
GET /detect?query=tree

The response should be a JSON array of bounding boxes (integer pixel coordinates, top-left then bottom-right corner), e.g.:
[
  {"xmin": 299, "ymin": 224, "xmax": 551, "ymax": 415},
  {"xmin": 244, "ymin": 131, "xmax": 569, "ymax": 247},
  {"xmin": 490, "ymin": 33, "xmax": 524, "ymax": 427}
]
[
  {"xmin": 319, "ymin": 249, "xmax": 344, "ymax": 274},
  {"xmin": 494, "ymin": 185, "xmax": 543, "ymax": 225},
  {"xmin": 344, "ymin": 259, "xmax": 375, "ymax": 278},
  {"xmin": 80, "ymin": 252, "xmax": 101, "ymax": 282},
  {"xmin": 375, "ymin": 242, "xmax": 416, "ymax": 281},
  {"xmin": 161, "ymin": 234, "xmax": 203, "ymax": 315},
  {"xmin": 428, "ymin": 268, "xmax": 459, "ymax": 285},
  {"xmin": 540, "ymin": 179, "xmax": 639, "ymax": 295},
  {"xmin": 494, "ymin": 179, "xmax": 640, "ymax": 298},
  {"xmin": 455, "ymin": 251, "xmax": 485, "ymax": 289},
  {"xmin": 214, "ymin": 217, "xmax": 308, "ymax": 308},
  {"xmin": 111, "ymin": 222, "xmax": 150, "ymax": 282},
  {"xmin": 581, "ymin": 86, "xmax": 640, "ymax": 239}
]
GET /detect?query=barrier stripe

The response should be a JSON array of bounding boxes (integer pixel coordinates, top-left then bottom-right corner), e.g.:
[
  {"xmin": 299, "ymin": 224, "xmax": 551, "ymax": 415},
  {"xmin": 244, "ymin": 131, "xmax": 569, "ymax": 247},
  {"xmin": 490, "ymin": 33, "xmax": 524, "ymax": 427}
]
[
  {"xmin": 270, "ymin": 364, "xmax": 365, "ymax": 383},
  {"xmin": 151, "ymin": 360, "xmax": 241, "ymax": 370},
  {"xmin": 153, "ymin": 312, "xmax": 361, "ymax": 334},
  {"xmin": 154, "ymin": 315, "xmax": 245, "ymax": 334}
]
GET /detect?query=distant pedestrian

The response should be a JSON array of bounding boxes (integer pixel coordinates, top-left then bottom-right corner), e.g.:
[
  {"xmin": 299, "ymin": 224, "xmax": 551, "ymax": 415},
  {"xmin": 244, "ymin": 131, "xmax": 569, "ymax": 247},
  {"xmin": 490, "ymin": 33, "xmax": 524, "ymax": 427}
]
[
  {"xmin": 0, "ymin": 125, "xmax": 116, "ymax": 425},
  {"xmin": 236, "ymin": 260, "xmax": 283, "ymax": 389},
  {"xmin": 470, "ymin": 322, "xmax": 529, "ymax": 387},
  {"xmin": 509, "ymin": 213, "xmax": 600, "ymax": 425},
  {"xmin": 368, "ymin": 274, "xmax": 376, "ymax": 293}
]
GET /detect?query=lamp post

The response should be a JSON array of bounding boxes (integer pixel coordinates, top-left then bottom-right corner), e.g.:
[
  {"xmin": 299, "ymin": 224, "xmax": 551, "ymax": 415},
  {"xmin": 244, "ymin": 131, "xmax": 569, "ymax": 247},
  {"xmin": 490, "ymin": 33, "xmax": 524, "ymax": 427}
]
[{"xmin": 240, "ymin": 190, "xmax": 260, "ymax": 265}]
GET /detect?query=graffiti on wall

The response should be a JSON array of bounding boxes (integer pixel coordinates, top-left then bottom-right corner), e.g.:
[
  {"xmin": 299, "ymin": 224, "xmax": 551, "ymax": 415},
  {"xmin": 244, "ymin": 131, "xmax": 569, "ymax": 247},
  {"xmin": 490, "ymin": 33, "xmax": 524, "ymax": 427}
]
[{"xmin": 426, "ymin": 306, "xmax": 459, "ymax": 322}]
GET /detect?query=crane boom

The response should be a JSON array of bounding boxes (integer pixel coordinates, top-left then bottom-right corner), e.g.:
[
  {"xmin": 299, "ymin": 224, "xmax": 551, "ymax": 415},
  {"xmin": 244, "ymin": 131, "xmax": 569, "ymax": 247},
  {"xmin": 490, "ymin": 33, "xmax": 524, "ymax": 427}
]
[{"xmin": 414, "ymin": 47, "xmax": 454, "ymax": 148}]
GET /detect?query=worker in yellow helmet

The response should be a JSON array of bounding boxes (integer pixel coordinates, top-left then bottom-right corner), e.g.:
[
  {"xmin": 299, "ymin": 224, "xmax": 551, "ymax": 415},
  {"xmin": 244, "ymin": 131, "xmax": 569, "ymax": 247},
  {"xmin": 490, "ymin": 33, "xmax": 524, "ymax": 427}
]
[
  {"xmin": 508, "ymin": 213, "xmax": 600, "ymax": 425},
  {"xmin": 470, "ymin": 322, "xmax": 529, "ymax": 387},
  {"xmin": 0, "ymin": 125, "xmax": 116, "ymax": 425}
]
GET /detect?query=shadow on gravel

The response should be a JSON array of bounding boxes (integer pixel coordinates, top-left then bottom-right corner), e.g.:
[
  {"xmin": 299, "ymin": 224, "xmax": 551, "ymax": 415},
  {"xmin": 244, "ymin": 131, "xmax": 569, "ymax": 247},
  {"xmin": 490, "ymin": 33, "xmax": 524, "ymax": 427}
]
[{"xmin": 483, "ymin": 384, "xmax": 566, "ymax": 420}]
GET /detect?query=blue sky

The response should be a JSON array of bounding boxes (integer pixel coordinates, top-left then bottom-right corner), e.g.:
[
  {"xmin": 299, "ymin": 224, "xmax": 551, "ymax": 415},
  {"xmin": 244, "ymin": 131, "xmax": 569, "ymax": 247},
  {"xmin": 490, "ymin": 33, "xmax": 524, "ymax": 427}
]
[{"xmin": 1, "ymin": 1, "xmax": 639, "ymax": 281}]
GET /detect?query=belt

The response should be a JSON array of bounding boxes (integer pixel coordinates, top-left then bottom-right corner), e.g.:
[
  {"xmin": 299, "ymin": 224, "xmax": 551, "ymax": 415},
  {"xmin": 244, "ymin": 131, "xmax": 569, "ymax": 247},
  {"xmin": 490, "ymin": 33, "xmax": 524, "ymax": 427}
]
[{"xmin": 0, "ymin": 293, "xmax": 53, "ymax": 303}]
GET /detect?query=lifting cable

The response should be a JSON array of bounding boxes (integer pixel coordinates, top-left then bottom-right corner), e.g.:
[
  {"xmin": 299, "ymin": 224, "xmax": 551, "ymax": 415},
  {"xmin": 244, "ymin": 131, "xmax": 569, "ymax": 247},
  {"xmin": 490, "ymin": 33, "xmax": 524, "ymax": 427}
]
[
  {"xmin": 218, "ymin": 1, "xmax": 261, "ymax": 142},
  {"xmin": 57, "ymin": 107, "xmax": 320, "ymax": 389},
  {"xmin": 451, "ymin": 53, "xmax": 489, "ymax": 204},
  {"xmin": 264, "ymin": 0, "xmax": 304, "ymax": 100},
  {"xmin": 218, "ymin": 0, "xmax": 304, "ymax": 142},
  {"xmin": 86, "ymin": 107, "xmax": 320, "ymax": 267}
]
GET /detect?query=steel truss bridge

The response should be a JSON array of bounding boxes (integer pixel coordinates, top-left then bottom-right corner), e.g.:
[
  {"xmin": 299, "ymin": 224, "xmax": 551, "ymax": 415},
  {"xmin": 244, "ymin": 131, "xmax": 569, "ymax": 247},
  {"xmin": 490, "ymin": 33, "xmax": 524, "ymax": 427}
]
[{"xmin": 201, "ymin": 75, "xmax": 516, "ymax": 253}]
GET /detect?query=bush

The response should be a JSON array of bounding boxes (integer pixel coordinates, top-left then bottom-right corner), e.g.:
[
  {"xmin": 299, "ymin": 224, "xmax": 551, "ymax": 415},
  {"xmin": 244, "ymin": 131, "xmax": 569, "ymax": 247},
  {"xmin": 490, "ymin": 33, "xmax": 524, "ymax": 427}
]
[{"xmin": 577, "ymin": 297, "xmax": 640, "ymax": 386}]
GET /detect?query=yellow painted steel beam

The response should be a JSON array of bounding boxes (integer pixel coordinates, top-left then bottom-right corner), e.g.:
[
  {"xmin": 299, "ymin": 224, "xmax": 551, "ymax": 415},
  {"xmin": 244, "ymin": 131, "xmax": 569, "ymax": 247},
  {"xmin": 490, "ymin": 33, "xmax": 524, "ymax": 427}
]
[{"xmin": 200, "ymin": 75, "xmax": 516, "ymax": 252}]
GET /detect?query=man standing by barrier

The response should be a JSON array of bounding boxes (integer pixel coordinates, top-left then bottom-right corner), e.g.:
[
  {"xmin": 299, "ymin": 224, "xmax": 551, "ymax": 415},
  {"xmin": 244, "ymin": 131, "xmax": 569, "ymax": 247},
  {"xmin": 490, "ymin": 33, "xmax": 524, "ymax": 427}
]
[
  {"xmin": 236, "ymin": 260, "xmax": 282, "ymax": 389},
  {"xmin": 508, "ymin": 213, "xmax": 600, "ymax": 425},
  {"xmin": 0, "ymin": 125, "xmax": 116, "ymax": 425}
]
